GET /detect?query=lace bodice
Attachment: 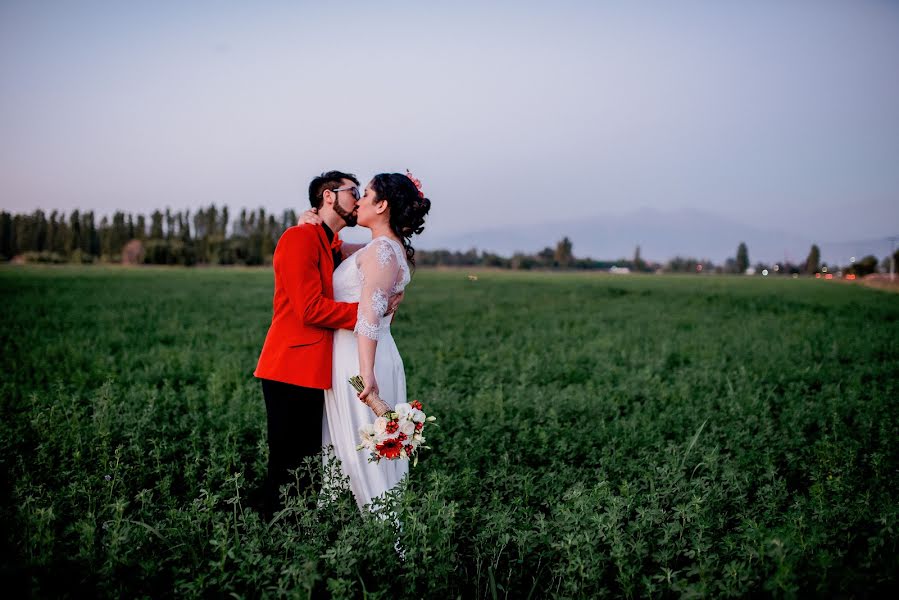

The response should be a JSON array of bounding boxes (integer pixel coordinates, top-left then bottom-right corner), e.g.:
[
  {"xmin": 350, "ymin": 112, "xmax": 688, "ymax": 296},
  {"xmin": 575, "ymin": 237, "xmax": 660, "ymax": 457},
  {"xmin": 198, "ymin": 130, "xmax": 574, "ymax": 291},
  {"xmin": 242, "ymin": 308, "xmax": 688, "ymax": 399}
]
[{"xmin": 332, "ymin": 236, "xmax": 411, "ymax": 340}]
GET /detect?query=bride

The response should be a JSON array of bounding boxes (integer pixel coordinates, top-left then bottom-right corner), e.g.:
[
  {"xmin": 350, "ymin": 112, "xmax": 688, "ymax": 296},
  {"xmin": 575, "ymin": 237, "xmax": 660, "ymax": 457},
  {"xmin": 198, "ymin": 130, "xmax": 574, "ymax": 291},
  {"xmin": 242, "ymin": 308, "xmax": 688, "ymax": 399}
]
[{"xmin": 321, "ymin": 172, "xmax": 430, "ymax": 510}]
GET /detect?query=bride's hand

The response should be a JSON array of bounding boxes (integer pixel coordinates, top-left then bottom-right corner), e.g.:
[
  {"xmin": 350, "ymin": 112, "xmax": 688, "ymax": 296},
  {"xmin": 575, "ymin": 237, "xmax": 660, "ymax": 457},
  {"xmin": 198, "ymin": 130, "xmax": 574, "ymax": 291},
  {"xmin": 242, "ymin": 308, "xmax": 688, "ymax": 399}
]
[
  {"xmin": 297, "ymin": 207, "xmax": 323, "ymax": 226},
  {"xmin": 358, "ymin": 376, "xmax": 390, "ymax": 416},
  {"xmin": 357, "ymin": 373, "xmax": 379, "ymax": 403},
  {"xmin": 356, "ymin": 373, "xmax": 390, "ymax": 417}
]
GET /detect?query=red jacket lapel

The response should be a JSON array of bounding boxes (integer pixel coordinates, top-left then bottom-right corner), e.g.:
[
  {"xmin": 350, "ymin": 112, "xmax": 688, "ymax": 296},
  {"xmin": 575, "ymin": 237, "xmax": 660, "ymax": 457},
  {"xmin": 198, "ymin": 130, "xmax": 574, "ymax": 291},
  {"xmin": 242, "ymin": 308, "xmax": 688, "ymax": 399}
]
[{"xmin": 314, "ymin": 224, "xmax": 334, "ymax": 273}]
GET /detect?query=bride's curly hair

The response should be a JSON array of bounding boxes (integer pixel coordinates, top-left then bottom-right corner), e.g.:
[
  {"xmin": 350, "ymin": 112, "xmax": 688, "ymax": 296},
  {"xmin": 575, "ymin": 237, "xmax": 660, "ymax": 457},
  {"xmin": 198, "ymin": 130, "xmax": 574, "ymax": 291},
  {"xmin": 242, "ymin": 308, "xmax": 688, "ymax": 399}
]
[{"xmin": 370, "ymin": 173, "xmax": 431, "ymax": 267}]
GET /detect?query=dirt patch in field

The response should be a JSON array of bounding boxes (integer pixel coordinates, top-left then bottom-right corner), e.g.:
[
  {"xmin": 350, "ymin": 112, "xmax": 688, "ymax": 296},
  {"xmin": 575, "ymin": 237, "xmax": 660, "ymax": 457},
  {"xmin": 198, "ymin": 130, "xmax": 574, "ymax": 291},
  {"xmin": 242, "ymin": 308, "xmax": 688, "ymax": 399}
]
[{"xmin": 860, "ymin": 273, "xmax": 899, "ymax": 293}]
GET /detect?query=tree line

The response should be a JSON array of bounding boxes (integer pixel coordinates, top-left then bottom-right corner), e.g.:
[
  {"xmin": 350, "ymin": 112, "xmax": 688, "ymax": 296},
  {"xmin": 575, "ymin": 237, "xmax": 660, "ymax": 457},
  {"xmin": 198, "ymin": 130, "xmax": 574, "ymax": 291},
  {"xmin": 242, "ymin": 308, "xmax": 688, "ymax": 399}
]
[
  {"xmin": 0, "ymin": 207, "xmax": 296, "ymax": 266},
  {"xmin": 1, "ymin": 209, "xmax": 895, "ymax": 276},
  {"xmin": 715, "ymin": 241, "xmax": 891, "ymax": 277},
  {"xmin": 419, "ymin": 238, "xmax": 895, "ymax": 277}
]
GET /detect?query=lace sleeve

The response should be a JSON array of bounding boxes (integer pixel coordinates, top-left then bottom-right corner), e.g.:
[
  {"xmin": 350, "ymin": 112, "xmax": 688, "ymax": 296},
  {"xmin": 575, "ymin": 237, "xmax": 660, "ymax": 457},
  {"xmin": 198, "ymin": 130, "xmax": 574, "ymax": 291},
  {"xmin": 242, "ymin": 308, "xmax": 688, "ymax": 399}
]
[{"xmin": 354, "ymin": 239, "xmax": 401, "ymax": 340}]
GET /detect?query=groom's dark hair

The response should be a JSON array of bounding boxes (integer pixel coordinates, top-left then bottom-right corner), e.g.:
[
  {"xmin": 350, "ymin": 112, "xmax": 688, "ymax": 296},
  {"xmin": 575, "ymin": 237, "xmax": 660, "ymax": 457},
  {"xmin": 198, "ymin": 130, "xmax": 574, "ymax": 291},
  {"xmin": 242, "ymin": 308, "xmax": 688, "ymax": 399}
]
[{"xmin": 309, "ymin": 171, "xmax": 360, "ymax": 209}]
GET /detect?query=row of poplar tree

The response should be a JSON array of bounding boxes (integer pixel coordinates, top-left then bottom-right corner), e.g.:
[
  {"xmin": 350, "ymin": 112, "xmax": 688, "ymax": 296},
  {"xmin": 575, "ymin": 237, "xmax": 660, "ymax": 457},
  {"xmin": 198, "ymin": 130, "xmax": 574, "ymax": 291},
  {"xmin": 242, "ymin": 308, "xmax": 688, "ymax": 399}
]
[
  {"xmin": 2, "ymin": 208, "xmax": 891, "ymax": 274},
  {"xmin": 0, "ymin": 207, "xmax": 298, "ymax": 265}
]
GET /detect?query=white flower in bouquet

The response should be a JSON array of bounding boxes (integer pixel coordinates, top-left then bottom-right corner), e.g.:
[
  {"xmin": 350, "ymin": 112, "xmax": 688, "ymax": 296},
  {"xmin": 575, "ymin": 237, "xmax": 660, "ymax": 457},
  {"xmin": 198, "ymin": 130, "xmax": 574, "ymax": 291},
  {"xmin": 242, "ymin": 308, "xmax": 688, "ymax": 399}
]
[
  {"xmin": 374, "ymin": 416, "xmax": 388, "ymax": 435},
  {"xmin": 358, "ymin": 423, "xmax": 377, "ymax": 449},
  {"xmin": 399, "ymin": 420, "xmax": 415, "ymax": 436}
]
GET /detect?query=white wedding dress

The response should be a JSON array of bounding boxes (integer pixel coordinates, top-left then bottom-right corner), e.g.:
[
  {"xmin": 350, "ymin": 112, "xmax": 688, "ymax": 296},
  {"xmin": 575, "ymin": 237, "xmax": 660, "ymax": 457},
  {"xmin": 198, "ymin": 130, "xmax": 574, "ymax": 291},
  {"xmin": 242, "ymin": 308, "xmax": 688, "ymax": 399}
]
[{"xmin": 322, "ymin": 236, "xmax": 411, "ymax": 511}]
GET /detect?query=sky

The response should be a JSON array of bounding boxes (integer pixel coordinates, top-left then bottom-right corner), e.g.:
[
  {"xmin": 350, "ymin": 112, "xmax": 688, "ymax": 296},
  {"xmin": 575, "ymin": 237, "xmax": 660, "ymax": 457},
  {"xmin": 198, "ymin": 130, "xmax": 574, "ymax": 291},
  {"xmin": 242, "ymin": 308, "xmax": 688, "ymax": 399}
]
[{"xmin": 1, "ymin": 0, "xmax": 898, "ymax": 252}]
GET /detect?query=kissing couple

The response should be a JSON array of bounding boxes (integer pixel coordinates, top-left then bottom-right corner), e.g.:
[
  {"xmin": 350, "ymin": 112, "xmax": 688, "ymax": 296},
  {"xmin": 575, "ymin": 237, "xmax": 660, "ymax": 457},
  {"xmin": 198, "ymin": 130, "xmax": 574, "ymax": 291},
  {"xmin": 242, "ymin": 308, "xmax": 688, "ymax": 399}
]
[{"xmin": 254, "ymin": 170, "xmax": 431, "ymax": 516}]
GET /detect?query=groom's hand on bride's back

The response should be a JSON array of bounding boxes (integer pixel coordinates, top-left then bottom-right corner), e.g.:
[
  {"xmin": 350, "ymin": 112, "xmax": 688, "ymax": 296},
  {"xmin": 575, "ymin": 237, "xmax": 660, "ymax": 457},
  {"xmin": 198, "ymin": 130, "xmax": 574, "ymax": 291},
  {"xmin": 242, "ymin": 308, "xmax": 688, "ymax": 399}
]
[{"xmin": 386, "ymin": 291, "xmax": 404, "ymax": 316}]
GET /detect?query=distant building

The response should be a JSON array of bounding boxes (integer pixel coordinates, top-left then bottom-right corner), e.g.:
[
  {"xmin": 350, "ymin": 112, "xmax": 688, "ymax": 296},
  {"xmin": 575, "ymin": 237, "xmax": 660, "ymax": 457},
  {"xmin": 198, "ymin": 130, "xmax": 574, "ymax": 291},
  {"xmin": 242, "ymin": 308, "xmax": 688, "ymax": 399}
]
[{"xmin": 121, "ymin": 239, "xmax": 145, "ymax": 265}]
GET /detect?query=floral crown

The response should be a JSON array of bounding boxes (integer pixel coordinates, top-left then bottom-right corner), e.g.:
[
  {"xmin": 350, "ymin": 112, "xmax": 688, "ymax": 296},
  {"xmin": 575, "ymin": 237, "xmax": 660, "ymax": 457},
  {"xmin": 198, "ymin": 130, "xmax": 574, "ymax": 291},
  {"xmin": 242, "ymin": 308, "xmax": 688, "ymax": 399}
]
[{"xmin": 405, "ymin": 169, "xmax": 424, "ymax": 198}]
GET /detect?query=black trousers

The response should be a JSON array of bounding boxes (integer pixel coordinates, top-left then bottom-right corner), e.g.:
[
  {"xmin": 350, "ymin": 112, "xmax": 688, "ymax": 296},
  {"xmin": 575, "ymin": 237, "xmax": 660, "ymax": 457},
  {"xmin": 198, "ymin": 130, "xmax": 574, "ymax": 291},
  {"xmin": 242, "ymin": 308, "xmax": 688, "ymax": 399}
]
[{"xmin": 260, "ymin": 378, "xmax": 324, "ymax": 514}]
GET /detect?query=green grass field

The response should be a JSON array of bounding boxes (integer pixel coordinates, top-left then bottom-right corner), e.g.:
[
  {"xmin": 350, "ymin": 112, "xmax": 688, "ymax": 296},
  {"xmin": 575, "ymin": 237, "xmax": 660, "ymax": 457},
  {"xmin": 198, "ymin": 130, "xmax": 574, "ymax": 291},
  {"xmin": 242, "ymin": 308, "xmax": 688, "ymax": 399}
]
[{"xmin": 2, "ymin": 266, "xmax": 897, "ymax": 598}]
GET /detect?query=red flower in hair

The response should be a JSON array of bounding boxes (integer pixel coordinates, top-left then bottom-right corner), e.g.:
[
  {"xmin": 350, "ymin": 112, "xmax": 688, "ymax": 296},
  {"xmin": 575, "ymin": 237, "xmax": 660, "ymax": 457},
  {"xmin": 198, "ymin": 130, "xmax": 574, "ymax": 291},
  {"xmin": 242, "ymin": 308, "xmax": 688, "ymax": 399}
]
[{"xmin": 405, "ymin": 170, "xmax": 424, "ymax": 198}]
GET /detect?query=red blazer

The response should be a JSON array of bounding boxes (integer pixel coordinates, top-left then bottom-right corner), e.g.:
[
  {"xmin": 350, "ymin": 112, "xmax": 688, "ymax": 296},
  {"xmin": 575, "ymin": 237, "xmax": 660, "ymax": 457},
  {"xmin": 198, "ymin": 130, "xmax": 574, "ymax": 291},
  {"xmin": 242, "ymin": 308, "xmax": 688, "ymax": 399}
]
[{"xmin": 254, "ymin": 224, "xmax": 358, "ymax": 389}]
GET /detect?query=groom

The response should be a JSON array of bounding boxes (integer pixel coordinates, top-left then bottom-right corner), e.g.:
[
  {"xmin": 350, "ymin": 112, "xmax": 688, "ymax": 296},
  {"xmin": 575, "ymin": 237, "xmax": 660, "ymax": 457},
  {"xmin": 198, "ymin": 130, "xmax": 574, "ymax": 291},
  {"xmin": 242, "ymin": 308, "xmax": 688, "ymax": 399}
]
[{"xmin": 255, "ymin": 170, "xmax": 392, "ymax": 516}]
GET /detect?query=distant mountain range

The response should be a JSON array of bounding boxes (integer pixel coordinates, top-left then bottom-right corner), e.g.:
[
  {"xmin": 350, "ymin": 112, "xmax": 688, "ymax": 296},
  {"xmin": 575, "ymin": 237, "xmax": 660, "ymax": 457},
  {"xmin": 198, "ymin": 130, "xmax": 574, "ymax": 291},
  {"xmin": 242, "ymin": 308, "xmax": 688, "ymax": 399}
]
[{"xmin": 421, "ymin": 208, "xmax": 895, "ymax": 266}]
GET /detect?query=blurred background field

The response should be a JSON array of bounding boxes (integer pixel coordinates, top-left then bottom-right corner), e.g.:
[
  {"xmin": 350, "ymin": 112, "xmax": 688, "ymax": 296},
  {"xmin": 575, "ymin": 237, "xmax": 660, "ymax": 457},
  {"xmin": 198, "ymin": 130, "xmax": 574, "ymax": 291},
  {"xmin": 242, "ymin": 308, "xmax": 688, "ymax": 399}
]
[{"xmin": 1, "ymin": 266, "xmax": 897, "ymax": 597}]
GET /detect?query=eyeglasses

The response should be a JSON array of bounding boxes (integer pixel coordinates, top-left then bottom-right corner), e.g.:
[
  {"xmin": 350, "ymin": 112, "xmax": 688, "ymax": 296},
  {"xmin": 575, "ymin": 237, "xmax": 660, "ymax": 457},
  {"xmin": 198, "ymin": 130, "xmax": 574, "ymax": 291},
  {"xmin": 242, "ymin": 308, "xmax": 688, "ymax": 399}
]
[{"xmin": 332, "ymin": 185, "xmax": 361, "ymax": 200}]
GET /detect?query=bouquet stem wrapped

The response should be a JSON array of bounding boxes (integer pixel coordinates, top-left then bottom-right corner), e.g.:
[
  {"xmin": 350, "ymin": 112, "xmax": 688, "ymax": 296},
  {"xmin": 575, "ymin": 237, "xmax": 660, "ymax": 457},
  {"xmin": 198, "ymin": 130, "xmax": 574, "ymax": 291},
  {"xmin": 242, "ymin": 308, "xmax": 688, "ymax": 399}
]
[{"xmin": 348, "ymin": 375, "xmax": 391, "ymax": 417}]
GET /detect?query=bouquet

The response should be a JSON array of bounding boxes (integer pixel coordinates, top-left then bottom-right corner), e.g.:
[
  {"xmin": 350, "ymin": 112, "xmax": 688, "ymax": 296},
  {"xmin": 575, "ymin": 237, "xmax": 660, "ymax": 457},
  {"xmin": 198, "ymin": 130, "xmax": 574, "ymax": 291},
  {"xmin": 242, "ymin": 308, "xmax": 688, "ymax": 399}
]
[{"xmin": 349, "ymin": 375, "xmax": 436, "ymax": 466}]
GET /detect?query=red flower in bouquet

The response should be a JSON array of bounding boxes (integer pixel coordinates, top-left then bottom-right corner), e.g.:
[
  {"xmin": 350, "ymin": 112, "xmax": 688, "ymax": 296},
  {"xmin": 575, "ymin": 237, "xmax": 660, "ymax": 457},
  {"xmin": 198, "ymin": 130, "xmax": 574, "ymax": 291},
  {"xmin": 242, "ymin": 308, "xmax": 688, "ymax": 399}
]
[
  {"xmin": 376, "ymin": 438, "xmax": 403, "ymax": 460},
  {"xmin": 415, "ymin": 422, "xmax": 423, "ymax": 432},
  {"xmin": 385, "ymin": 420, "xmax": 399, "ymax": 434},
  {"xmin": 404, "ymin": 445, "xmax": 415, "ymax": 457},
  {"xmin": 410, "ymin": 400, "xmax": 423, "ymax": 411}
]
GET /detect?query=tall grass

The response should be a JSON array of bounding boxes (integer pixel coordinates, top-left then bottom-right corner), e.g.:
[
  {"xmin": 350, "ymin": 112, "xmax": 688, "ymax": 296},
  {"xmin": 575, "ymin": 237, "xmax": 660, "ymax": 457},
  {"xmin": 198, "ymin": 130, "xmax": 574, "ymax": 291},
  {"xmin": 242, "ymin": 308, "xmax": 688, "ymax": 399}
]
[{"xmin": 2, "ymin": 267, "xmax": 896, "ymax": 597}]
